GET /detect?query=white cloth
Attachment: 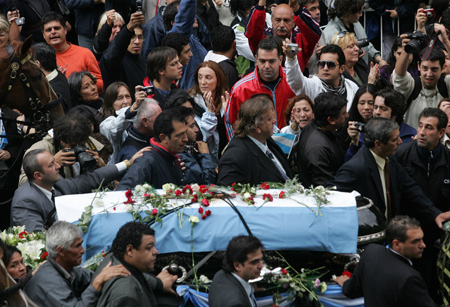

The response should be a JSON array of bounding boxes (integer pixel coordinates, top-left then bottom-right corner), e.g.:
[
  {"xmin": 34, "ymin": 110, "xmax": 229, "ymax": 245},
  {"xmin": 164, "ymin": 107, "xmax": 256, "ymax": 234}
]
[{"xmin": 100, "ymin": 106, "xmax": 132, "ymax": 164}]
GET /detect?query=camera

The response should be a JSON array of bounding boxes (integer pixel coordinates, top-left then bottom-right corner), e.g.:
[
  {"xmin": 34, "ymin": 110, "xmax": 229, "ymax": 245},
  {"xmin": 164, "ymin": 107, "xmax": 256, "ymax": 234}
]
[
  {"xmin": 286, "ymin": 43, "xmax": 299, "ymax": 58},
  {"xmin": 357, "ymin": 38, "xmax": 369, "ymax": 48},
  {"xmin": 16, "ymin": 17, "xmax": 25, "ymax": 26},
  {"xmin": 354, "ymin": 121, "xmax": 365, "ymax": 133},
  {"xmin": 404, "ymin": 31, "xmax": 429, "ymax": 54},
  {"xmin": 422, "ymin": 8, "xmax": 435, "ymax": 19},
  {"xmin": 140, "ymin": 86, "xmax": 154, "ymax": 96},
  {"xmin": 64, "ymin": 145, "xmax": 97, "ymax": 173},
  {"xmin": 136, "ymin": 0, "xmax": 143, "ymax": 12}
]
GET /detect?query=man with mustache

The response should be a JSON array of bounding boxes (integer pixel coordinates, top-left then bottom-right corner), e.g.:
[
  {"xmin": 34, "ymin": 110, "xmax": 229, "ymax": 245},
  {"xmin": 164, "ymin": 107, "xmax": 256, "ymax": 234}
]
[{"xmin": 245, "ymin": 0, "xmax": 321, "ymax": 71}]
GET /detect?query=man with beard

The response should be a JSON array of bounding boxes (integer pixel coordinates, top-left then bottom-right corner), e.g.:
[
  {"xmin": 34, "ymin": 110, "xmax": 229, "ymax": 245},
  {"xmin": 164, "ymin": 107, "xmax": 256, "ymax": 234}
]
[
  {"xmin": 225, "ymin": 37, "xmax": 295, "ymax": 140},
  {"xmin": 209, "ymin": 236, "xmax": 264, "ymax": 307}
]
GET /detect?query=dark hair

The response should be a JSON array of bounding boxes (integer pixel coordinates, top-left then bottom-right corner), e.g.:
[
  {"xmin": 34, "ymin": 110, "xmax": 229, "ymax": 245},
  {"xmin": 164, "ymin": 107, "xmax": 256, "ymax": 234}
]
[
  {"xmin": 33, "ymin": 42, "xmax": 57, "ymax": 71},
  {"xmin": 163, "ymin": 1, "xmax": 181, "ymax": 31},
  {"xmin": 211, "ymin": 25, "xmax": 235, "ymax": 53},
  {"xmin": 3, "ymin": 245, "xmax": 22, "ymax": 267},
  {"xmin": 161, "ymin": 32, "xmax": 190, "ymax": 55},
  {"xmin": 320, "ymin": 44, "xmax": 346, "ymax": 67},
  {"xmin": 68, "ymin": 71, "xmax": 97, "ymax": 105},
  {"xmin": 327, "ymin": 0, "xmax": 364, "ymax": 20},
  {"xmin": 283, "ymin": 94, "xmax": 314, "ymax": 125},
  {"xmin": 100, "ymin": 82, "xmax": 131, "ymax": 122},
  {"xmin": 223, "ymin": 235, "xmax": 264, "ymax": 273},
  {"xmin": 41, "ymin": 11, "xmax": 66, "ymax": 32},
  {"xmin": 313, "ymin": 92, "xmax": 347, "ymax": 127},
  {"xmin": 230, "ymin": 0, "xmax": 256, "ymax": 17},
  {"xmin": 374, "ymin": 88, "xmax": 406, "ymax": 124},
  {"xmin": 165, "ymin": 89, "xmax": 195, "ymax": 109},
  {"xmin": 348, "ymin": 84, "xmax": 376, "ymax": 123},
  {"xmin": 235, "ymin": 94, "xmax": 274, "ymax": 137},
  {"xmin": 419, "ymin": 46, "xmax": 445, "ymax": 68},
  {"xmin": 364, "ymin": 117, "xmax": 399, "ymax": 148},
  {"xmin": 256, "ymin": 36, "xmax": 283, "ymax": 57},
  {"xmin": 91, "ymin": 132, "xmax": 113, "ymax": 160},
  {"xmin": 419, "ymin": 108, "xmax": 449, "ymax": 131},
  {"xmin": 437, "ymin": 6, "xmax": 450, "ymax": 29},
  {"xmin": 299, "ymin": 0, "xmax": 318, "ymax": 6},
  {"xmin": 179, "ymin": 106, "xmax": 195, "ymax": 120},
  {"xmin": 111, "ymin": 222, "xmax": 155, "ymax": 261},
  {"xmin": 188, "ymin": 61, "xmax": 229, "ymax": 116},
  {"xmin": 23, "ymin": 149, "xmax": 46, "ymax": 180},
  {"xmin": 53, "ymin": 112, "xmax": 91, "ymax": 147},
  {"xmin": 153, "ymin": 108, "xmax": 187, "ymax": 142},
  {"xmin": 146, "ymin": 46, "xmax": 178, "ymax": 82},
  {"xmin": 386, "ymin": 215, "xmax": 420, "ymax": 246},
  {"xmin": 66, "ymin": 105, "xmax": 100, "ymax": 133}
]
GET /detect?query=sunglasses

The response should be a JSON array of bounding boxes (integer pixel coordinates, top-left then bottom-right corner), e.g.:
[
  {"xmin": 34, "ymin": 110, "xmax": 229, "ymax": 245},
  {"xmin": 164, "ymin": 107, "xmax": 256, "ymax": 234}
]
[
  {"xmin": 317, "ymin": 60, "xmax": 338, "ymax": 69},
  {"xmin": 337, "ymin": 31, "xmax": 348, "ymax": 38}
]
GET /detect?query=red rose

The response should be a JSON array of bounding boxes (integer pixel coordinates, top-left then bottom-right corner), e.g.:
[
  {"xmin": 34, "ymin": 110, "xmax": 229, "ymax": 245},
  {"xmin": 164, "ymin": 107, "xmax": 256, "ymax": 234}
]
[
  {"xmin": 342, "ymin": 270, "xmax": 352, "ymax": 278},
  {"xmin": 125, "ymin": 189, "xmax": 133, "ymax": 198},
  {"xmin": 198, "ymin": 207, "xmax": 204, "ymax": 214},
  {"xmin": 175, "ymin": 190, "xmax": 182, "ymax": 196},
  {"xmin": 205, "ymin": 209, "xmax": 211, "ymax": 216},
  {"xmin": 201, "ymin": 199, "xmax": 210, "ymax": 207},
  {"xmin": 281, "ymin": 268, "xmax": 288, "ymax": 275},
  {"xmin": 18, "ymin": 231, "xmax": 28, "ymax": 239},
  {"xmin": 273, "ymin": 304, "xmax": 279, "ymax": 307},
  {"xmin": 231, "ymin": 182, "xmax": 236, "ymax": 186},
  {"xmin": 113, "ymin": 207, "xmax": 116, "ymax": 211},
  {"xmin": 41, "ymin": 251, "xmax": 48, "ymax": 260},
  {"xmin": 199, "ymin": 185, "xmax": 208, "ymax": 193},
  {"xmin": 144, "ymin": 193, "xmax": 150, "ymax": 198},
  {"xmin": 263, "ymin": 193, "xmax": 273, "ymax": 202},
  {"xmin": 248, "ymin": 197, "xmax": 255, "ymax": 204},
  {"xmin": 260, "ymin": 182, "xmax": 270, "ymax": 190},
  {"xmin": 279, "ymin": 191, "xmax": 286, "ymax": 198},
  {"xmin": 192, "ymin": 195, "xmax": 198, "ymax": 202},
  {"xmin": 101, "ymin": 251, "xmax": 106, "ymax": 258},
  {"xmin": 152, "ymin": 208, "xmax": 158, "ymax": 216},
  {"xmin": 182, "ymin": 185, "xmax": 193, "ymax": 195},
  {"xmin": 202, "ymin": 215, "xmax": 207, "ymax": 220}
]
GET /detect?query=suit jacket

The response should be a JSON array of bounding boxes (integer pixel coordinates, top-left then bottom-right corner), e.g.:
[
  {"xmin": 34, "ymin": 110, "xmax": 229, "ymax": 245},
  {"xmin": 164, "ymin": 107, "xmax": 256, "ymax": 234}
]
[
  {"xmin": 328, "ymin": 146, "xmax": 440, "ymax": 225},
  {"xmin": 217, "ymin": 136, "xmax": 293, "ymax": 186},
  {"xmin": 342, "ymin": 244, "xmax": 434, "ymax": 307},
  {"xmin": 209, "ymin": 270, "xmax": 252, "ymax": 307},
  {"xmin": 11, "ymin": 164, "xmax": 121, "ymax": 232}
]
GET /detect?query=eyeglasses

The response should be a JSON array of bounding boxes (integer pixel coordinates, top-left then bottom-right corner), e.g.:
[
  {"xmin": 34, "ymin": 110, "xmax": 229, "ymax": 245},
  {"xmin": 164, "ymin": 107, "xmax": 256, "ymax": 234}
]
[
  {"xmin": 337, "ymin": 31, "xmax": 348, "ymax": 38},
  {"xmin": 317, "ymin": 60, "xmax": 338, "ymax": 70}
]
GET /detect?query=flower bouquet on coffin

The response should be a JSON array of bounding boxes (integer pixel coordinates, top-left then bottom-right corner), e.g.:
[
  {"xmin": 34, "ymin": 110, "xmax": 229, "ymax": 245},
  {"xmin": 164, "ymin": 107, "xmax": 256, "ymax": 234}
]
[{"xmin": 0, "ymin": 226, "xmax": 47, "ymax": 269}]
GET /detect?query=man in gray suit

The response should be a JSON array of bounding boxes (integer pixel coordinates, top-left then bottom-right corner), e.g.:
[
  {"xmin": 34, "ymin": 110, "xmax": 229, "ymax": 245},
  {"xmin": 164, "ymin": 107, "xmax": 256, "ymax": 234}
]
[
  {"xmin": 209, "ymin": 236, "xmax": 264, "ymax": 307},
  {"xmin": 11, "ymin": 149, "xmax": 134, "ymax": 232}
]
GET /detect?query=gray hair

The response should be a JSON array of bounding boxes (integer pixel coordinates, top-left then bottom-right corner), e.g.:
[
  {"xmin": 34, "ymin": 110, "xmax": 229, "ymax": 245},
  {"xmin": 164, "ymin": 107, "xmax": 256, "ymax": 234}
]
[
  {"xmin": 23, "ymin": 149, "xmax": 46, "ymax": 181},
  {"xmin": 234, "ymin": 94, "xmax": 274, "ymax": 137},
  {"xmin": 46, "ymin": 221, "xmax": 82, "ymax": 258},
  {"xmin": 364, "ymin": 117, "xmax": 399, "ymax": 148},
  {"xmin": 134, "ymin": 98, "xmax": 161, "ymax": 128}
]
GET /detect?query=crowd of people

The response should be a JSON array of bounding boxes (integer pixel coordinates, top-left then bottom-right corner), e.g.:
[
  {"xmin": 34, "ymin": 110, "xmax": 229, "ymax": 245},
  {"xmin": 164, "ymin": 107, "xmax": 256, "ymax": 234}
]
[{"xmin": 0, "ymin": 0, "xmax": 449, "ymax": 305}]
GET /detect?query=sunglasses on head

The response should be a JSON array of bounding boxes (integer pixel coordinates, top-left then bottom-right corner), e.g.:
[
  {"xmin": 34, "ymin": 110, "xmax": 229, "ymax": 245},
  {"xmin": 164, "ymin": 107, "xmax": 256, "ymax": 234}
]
[
  {"xmin": 337, "ymin": 31, "xmax": 348, "ymax": 38},
  {"xmin": 317, "ymin": 60, "xmax": 338, "ymax": 69}
]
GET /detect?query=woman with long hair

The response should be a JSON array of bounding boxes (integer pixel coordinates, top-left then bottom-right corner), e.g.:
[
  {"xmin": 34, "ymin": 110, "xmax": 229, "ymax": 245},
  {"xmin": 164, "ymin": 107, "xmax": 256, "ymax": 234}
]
[
  {"xmin": 99, "ymin": 82, "xmax": 146, "ymax": 164},
  {"xmin": 280, "ymin": 94, "xmax": 314, "ymax": 137},
  {"xmin": 68, "ymin": 71, "xmax": 103, "ymax": 112},
  {"xmin": 188, "ymin": 61, "xmax": 229, "ymax": 158}
]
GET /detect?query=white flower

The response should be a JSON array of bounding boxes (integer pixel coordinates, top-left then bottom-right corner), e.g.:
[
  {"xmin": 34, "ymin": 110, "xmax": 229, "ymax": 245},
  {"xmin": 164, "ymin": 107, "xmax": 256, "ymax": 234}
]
[
  {"xmin": 17, "ymin": 241, "xmax": 45, "ymax": 260},
  {"xmin": 125, "ymin": 204, "xmax": 134, "ymax": 212},
  {"xmin": 14, "ymin": 225, "xmax": 26, "ymax": 235},
  {"xmin": 93, "ymin": 199, "xmax": 104, "ymax": 207},
  {"xmin": 189, "ymin": 215, "xmax": 199, "ymax": 224},
  {"xmin": 191, "ymin": 184, "xmax": 200, "ymax": 192},
  {"xmin": 142, "ymin": 183, "xmax": 152, "ymax": 191},
  {"xmin": 162, "ymin": 183, "xmax": 176, "ymax": 192},
  {"xmin": 199, "ymin": 275, "xmax": 211, "ymax": 283},
  {"xmin": 134, "ymin": 185, "xmax": 144, "ymax": 194},
  {"xmin": 243, "ymin": 192, "xmax": 251, "ymax": 200}
]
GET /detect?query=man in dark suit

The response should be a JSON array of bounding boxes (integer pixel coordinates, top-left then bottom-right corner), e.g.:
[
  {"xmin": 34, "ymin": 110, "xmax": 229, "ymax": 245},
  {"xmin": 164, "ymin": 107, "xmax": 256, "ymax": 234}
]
[
  {"xmin": 209, "ymin": 235, "xmax": 264, "ymax": 307},
  {"xmin": 334, "ymin": 216, "xmax": 434, "ymax": 307},
  {"xmin": 328, "ymin": 117, "xmax": 450, "ymax": 229},
  {"xmin": 217, "ymin": 94, "xmax": 293, "ymax": 186},
  {"xmin": 11, "ymin": 149, "xmax": 132, "ymax": 232}
]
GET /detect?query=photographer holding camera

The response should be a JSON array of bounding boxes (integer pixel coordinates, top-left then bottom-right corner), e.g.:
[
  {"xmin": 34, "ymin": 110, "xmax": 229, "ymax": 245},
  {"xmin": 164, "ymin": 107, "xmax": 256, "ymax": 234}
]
[{"xmin": 393, "ymin": 8, "xmax": 450, "ymax": 130}]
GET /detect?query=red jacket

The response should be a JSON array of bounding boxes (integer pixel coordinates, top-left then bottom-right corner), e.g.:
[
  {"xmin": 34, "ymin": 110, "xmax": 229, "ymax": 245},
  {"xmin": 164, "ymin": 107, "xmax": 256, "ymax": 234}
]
[
  {"xmin": 245, "ymin": 5, "xmax": 321, "ymax": 71},
  {"xmin": 224, "ymin": 66, "xmax": 295, "ymax": 140}
]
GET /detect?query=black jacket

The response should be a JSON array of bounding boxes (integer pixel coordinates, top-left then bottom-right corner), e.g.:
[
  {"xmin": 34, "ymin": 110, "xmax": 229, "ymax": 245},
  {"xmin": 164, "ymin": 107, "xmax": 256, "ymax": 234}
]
[
  {"xmin": 217, "ymin": 136, "xmax": 293, "ymax": 186},
  {"xmin": 116, "ymin": 140, "xmax": 184, "ymax": 190}
]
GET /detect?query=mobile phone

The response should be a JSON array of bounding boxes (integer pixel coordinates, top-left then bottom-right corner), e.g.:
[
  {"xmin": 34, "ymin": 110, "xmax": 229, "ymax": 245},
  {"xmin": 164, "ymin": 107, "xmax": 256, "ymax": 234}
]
[
  {"xmin": 136, "ymin": 0, "xmax": 143, "ymax": 12},
  {"xmin": 16, "ymin": 17, "xmax": 25, "ymax": 26}
]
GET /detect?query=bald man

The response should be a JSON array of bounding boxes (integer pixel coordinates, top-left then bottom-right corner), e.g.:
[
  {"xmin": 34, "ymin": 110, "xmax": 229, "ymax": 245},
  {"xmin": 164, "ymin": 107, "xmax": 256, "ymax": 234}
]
[{"xmin": 245, "ymin": 0, "xmax": 321, "ymax": 71}]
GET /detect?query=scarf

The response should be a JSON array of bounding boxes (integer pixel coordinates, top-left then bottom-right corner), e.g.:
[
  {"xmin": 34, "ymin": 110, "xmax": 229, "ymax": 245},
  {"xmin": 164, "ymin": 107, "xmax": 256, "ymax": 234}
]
[{"xmin": 320, "ymin": 75, "xmax": 347, "ymax": 97}]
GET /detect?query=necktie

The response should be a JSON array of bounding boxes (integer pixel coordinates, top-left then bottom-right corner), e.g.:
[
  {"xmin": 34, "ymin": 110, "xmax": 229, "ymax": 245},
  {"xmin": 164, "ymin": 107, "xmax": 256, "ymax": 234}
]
[
  {"xmin": 250, "ymin": 288, "xmax": 257, "ymax": 307},
  {"xmin": 266, "ymin": 150, "xmax": 289, "ymax": 181},
  {"xmin": 384, "ymin": 159, "xmax": 392, "ymax": 219}
]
